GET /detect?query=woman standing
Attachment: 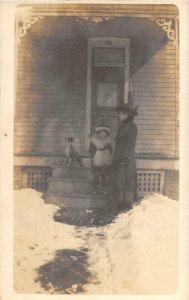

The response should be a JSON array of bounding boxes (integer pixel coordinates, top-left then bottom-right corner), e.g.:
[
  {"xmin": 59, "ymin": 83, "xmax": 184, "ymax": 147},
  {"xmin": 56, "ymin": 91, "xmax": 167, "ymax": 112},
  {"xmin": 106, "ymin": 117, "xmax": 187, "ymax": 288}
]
[{"xmin": 111, "ymin": 102, "xmax": 138, "ymax": 210}]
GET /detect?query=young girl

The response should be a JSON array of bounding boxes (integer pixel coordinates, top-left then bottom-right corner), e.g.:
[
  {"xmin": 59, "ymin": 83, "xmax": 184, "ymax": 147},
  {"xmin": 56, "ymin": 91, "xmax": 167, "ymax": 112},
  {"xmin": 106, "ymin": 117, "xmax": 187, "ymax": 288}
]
[{"xmin": 89, "ymin": 126, "xmax": 113, "ymax": 194}]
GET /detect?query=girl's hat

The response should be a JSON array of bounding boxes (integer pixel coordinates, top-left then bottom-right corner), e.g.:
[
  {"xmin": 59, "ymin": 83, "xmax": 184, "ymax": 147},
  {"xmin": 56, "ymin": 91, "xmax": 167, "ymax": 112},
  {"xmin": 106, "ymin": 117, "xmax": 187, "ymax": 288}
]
[
  {"xmin": 95, "ymin": 125, "xmax": 110, "ymax": 134},
  {"xmin": 116, "ymin": 102, "xmax": 138, "ymax": 116}
]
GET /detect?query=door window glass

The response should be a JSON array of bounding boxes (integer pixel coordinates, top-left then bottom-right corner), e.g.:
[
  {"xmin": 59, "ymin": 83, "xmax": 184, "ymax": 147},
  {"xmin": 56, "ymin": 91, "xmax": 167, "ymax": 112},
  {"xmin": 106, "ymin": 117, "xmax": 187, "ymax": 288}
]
[{"xmin": 96, "ymin": 82, "xmax": 118, "ymax": 107}]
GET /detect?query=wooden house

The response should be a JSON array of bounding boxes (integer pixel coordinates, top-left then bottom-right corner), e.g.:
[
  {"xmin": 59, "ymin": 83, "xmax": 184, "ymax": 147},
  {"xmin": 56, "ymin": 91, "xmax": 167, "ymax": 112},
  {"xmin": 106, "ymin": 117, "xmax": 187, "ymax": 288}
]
[{"xmin": 14, "ymin": 4, "xmax": 179, "ymax": 200}]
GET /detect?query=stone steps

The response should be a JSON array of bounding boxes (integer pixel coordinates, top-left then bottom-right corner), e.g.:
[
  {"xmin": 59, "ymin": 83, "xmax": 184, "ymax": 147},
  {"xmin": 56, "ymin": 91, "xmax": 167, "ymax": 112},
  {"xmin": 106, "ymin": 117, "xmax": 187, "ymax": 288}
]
[
  {"xmin": 51, "ymin": 165, "xmax": 93, "ymax": 180},
  {"xmin": 44, "ymin": 193, "xmax": 109, "ymax": 209},
  {"xmin": 43, "ymin": 165, "xmax": 109, "ymax": 209},
  {"xmin": 47, "ymin": 178, "xmax": 94, "ymax": 194}
]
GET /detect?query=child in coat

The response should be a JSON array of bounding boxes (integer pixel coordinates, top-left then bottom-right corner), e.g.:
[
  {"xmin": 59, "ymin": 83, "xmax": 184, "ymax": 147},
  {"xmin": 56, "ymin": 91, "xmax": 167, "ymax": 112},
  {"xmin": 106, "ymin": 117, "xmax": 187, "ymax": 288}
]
[{"xmin": 89, "ymin": 126, "xmax": 113, "ymax": 194}]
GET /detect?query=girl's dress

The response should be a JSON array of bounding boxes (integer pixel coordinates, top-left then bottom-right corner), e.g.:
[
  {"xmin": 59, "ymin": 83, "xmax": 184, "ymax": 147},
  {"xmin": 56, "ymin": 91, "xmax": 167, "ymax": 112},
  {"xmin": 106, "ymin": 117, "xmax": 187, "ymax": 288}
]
[
  {"xmin": 89, "ymin": 135, "xmax": 113, "ymax": 174},
  {"xmin": 89, "ymin": 135, "xmax": 113, "ymax": 192}
]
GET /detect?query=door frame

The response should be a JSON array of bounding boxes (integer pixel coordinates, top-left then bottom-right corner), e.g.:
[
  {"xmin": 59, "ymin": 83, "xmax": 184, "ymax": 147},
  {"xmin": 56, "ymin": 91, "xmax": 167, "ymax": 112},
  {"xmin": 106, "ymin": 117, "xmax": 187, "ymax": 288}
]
[{"xmin": 85, "ymin": 37, "xmax": 130, "ymax": 148}]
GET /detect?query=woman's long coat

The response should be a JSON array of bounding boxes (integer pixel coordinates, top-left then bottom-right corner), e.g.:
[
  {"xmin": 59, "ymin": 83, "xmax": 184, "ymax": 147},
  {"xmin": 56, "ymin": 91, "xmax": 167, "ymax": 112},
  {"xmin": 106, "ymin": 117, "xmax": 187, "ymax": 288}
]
[{"xmin": 111, "ymin": 117, "xmax": 138, "ymax": 204}]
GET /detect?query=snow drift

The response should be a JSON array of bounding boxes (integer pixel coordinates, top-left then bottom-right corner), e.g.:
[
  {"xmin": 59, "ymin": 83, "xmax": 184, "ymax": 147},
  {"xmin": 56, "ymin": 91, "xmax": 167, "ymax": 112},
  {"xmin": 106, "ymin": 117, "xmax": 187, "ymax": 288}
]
[{"xmin": 14, "ymin": 189, "xmax": 178, "ymax": 294}]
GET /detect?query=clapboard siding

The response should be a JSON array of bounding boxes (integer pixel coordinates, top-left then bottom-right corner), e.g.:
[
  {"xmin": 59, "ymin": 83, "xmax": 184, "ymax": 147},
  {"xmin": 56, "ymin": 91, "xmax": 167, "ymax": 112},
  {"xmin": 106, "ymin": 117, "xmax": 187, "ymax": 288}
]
[
  {"xmin": 133, "ymin": 42, "xmax": 177, "ymax": 156},
  {"xmin": 15, "ymin": 32, "xmax": 88, "ymax": 155}
]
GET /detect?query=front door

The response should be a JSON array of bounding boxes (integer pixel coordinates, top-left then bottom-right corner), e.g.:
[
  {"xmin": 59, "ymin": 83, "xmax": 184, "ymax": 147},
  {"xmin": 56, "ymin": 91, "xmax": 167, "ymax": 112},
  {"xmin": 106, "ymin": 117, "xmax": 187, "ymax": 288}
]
[
  {"xmin": 91, "ymin": 66, "xmax": 124, "ymax": 142},
  {"xmin": 85, "ymin": 38, "xmax": 130, "ymax": 147}
]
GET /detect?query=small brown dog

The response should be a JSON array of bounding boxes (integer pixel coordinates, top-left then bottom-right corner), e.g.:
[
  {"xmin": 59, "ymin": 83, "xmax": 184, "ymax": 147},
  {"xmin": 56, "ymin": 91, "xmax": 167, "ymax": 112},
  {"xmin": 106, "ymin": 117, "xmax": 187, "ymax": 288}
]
[{"xmin": 63, "ymin": 137, "xmax": 84, "ymax": 166}]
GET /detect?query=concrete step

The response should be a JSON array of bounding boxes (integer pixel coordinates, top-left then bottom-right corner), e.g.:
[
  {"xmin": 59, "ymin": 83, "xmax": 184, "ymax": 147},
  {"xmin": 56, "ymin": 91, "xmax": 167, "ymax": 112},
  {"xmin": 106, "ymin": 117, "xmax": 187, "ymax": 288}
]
[
  {"xmin": 44, "ymin": 193, "xmax": 110, "ymax": 209},
  {"xmin": 47, "ymin": 178, "xmax": 95, "ymax": 194},
  {"xmin": 44, "ymin": 165, "xmax": 110, "ymax": 209},
  {"xmin": 51, "ymin": 165, "xmax": 93, "ymax": 180}
]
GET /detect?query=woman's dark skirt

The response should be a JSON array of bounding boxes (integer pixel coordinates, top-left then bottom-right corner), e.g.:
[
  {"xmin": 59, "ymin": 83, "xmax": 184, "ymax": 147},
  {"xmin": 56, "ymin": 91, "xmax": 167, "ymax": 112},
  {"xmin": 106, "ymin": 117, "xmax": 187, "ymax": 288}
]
[{"xmin": 110, "ymin": 155, "xmax": 138, "ymax": 205}]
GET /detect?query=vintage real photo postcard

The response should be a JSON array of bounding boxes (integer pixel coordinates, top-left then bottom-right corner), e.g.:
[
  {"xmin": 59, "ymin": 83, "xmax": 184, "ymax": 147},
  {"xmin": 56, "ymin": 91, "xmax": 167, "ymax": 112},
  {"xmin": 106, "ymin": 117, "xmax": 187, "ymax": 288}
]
[{"xmin": 0, "ymin": 0, "xmax": 189, "ymax": 299}]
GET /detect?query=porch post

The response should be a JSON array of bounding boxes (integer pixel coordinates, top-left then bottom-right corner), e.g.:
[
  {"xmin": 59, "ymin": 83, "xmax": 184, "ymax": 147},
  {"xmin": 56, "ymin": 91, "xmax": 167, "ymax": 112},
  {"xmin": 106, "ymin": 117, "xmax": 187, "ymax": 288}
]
[
  {"xmin": 124, "ymin": 41, "xmax": 130, "ymax": 103},
  {"xmin": 85, "ymin": 43, "xmax": 92, "ymax": 149},
  {"xmin": 174, "ymin": 17, "xmax": 179, "ymax": 159}
]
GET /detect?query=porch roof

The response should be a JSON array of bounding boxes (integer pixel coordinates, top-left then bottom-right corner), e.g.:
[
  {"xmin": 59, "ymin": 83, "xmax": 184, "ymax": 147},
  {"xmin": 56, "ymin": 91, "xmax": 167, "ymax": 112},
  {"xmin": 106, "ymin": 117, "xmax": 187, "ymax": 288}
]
[{"xmin": 17, "ymin": 4, "xmax": 179, "ymax": 18}]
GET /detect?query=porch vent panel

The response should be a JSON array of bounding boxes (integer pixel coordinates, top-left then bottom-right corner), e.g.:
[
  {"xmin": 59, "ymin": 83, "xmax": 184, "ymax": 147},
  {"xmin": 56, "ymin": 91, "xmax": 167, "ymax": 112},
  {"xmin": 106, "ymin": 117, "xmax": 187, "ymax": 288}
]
[
  {"xmin": 15, "ymin": 167, "xmax": 165, "ymax": 196},
  {"xmin": 138, "ymin": 170, "xmax": 165, "ymax": 197},
  {"xmin": 22, "ymin": 167, "xmax": 52, "ymax": 192}
]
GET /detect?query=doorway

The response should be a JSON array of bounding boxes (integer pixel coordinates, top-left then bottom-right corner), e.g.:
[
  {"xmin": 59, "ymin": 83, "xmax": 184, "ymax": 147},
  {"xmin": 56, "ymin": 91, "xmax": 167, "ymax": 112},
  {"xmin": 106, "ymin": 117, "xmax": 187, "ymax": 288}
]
[
  {"xmin": 85, "ymin": 37, "xmax": 130, "ymax": 146},
  {"xmin": 91, "ymin": 66, "xmax": 124, "ymax": 142}
]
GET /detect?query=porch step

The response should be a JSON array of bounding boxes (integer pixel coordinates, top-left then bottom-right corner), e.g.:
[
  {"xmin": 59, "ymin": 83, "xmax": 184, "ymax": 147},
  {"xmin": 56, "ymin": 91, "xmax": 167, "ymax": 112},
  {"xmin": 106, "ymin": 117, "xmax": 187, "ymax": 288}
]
[
  {"xmin": 47, "ymin": 178, "xmax": 94, "ymax": 194},
  {"xmin": 43, "ymin": 165, "xmax": 110, "ymax": 209},
  {"xmin": 51, "ymin": 165, "xmax": 93, "ymax": 180},
  {"xmin": 44, "ymin": 193, "xmax": 109, "ymax": 209}
]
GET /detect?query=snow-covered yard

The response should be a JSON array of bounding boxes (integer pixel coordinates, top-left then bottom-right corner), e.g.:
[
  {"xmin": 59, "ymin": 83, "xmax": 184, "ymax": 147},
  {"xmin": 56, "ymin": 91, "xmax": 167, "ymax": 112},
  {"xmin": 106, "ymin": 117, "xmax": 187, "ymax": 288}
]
[{"xmin": 14, "ymin": 189, "xmax": 178, "ymax": 294}]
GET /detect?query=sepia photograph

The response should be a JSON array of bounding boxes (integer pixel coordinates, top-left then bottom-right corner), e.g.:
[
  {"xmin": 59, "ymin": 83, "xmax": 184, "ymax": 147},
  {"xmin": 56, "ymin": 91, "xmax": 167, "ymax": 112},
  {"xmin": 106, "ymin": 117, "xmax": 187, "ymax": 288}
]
[{"xmin": 10, "ymin": 2, "xmax": 180, "ymax": 296}]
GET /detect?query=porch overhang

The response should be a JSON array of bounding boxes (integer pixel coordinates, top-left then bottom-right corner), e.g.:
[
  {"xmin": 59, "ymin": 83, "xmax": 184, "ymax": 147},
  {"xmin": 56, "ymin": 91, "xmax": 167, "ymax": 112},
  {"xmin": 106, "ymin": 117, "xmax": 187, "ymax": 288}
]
[
  {"xmin": 16, "ymin": 4, "xmax": 179, "ymax": 44},
  {"xmin": 17, "ymin": 3, "xmax": 179, "ymax": 18}
]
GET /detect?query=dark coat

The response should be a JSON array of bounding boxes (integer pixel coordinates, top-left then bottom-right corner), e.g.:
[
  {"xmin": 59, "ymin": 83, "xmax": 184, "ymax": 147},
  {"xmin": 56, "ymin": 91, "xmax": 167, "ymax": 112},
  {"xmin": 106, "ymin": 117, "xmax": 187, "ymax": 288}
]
[
  {"xmin": 112, "ymin": 117, "xmax": 137, "ymax": 164},
  {"xmin": 111, "ymin": 117, "xmax": 138, "ymax": 204}
]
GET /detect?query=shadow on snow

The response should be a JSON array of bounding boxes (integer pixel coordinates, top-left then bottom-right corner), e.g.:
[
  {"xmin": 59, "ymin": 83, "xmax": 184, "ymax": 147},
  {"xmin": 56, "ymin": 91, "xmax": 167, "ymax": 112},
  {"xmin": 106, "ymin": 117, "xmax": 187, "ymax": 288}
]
[
  {"xmin": 53, "ymin": 207, "xmax": 121, "ymax": 227},
  {"xmin": 35, "ymin": 248, "xmax": 96, "ymax": 294}
]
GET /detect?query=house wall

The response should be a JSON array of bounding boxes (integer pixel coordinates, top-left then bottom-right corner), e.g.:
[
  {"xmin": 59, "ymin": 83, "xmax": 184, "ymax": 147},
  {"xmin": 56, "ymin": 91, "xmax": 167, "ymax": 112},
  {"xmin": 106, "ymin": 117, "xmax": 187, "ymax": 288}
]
[
  {"xmin": 15, "ymin": 16, "xmax": 178, "ymax": 158},
  {"xmin": 133, "ymin": 41, "xmax": 177, "ymax": 157},
  {"xmin": 15, "ymin": 36, "xmax": 88, "ymax": 155},
  {"xmin": 164, "ymin": 170, "xmax": 179, "ymax": 200}
]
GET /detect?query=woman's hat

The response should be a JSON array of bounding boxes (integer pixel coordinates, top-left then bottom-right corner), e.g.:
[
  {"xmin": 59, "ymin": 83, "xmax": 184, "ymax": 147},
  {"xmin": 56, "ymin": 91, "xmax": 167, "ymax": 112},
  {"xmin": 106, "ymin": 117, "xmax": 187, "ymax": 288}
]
[
  {"xmin": 116, "ymin": 102, "xmax": 139, "ymax": 116},
  {"xmin": 95, "ymin": 125, "xmax": 110, "ymax": 134}
]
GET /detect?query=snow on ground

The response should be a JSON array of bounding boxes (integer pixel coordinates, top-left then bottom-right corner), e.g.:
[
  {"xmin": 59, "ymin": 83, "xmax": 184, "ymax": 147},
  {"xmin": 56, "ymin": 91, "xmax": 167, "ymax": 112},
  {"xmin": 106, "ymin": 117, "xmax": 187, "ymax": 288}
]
[
  {"xmin": 14, "ymin": 189, "xmax": 178, "ymax": 294},
  {"xmin": 14, "ymin": 189, "xmax": 83, "ymax": 293}
]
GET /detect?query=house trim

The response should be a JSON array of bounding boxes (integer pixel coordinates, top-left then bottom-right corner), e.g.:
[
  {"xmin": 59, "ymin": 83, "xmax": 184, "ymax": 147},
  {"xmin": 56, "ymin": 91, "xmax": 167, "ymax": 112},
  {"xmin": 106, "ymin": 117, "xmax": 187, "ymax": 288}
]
[
  {"xmin": 17, "ymin": 4, "xmax": 179, "ymax": 18},
  {"xmin": 14, "ymin": 155, "xmax": 179, "ymax": 170}
]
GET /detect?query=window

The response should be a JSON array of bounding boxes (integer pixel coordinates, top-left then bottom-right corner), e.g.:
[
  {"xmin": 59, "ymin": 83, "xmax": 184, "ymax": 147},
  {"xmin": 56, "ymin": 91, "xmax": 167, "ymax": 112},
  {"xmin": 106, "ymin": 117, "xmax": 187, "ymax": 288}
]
[
  {"xmin": 96, "ymin": 82, "xmax": 118, "ymax": 107},
  {"xmin": 93, "ymin": 47, "xmax": 125, "ymax": 64}
]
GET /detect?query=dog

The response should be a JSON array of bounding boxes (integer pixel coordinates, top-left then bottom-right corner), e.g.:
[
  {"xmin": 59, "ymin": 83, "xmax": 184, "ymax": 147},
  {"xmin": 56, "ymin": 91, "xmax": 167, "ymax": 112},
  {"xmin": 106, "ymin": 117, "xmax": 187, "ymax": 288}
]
[{"xmin": 63, "ymin": 137, "xmax": 84, "ymax": 166}]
